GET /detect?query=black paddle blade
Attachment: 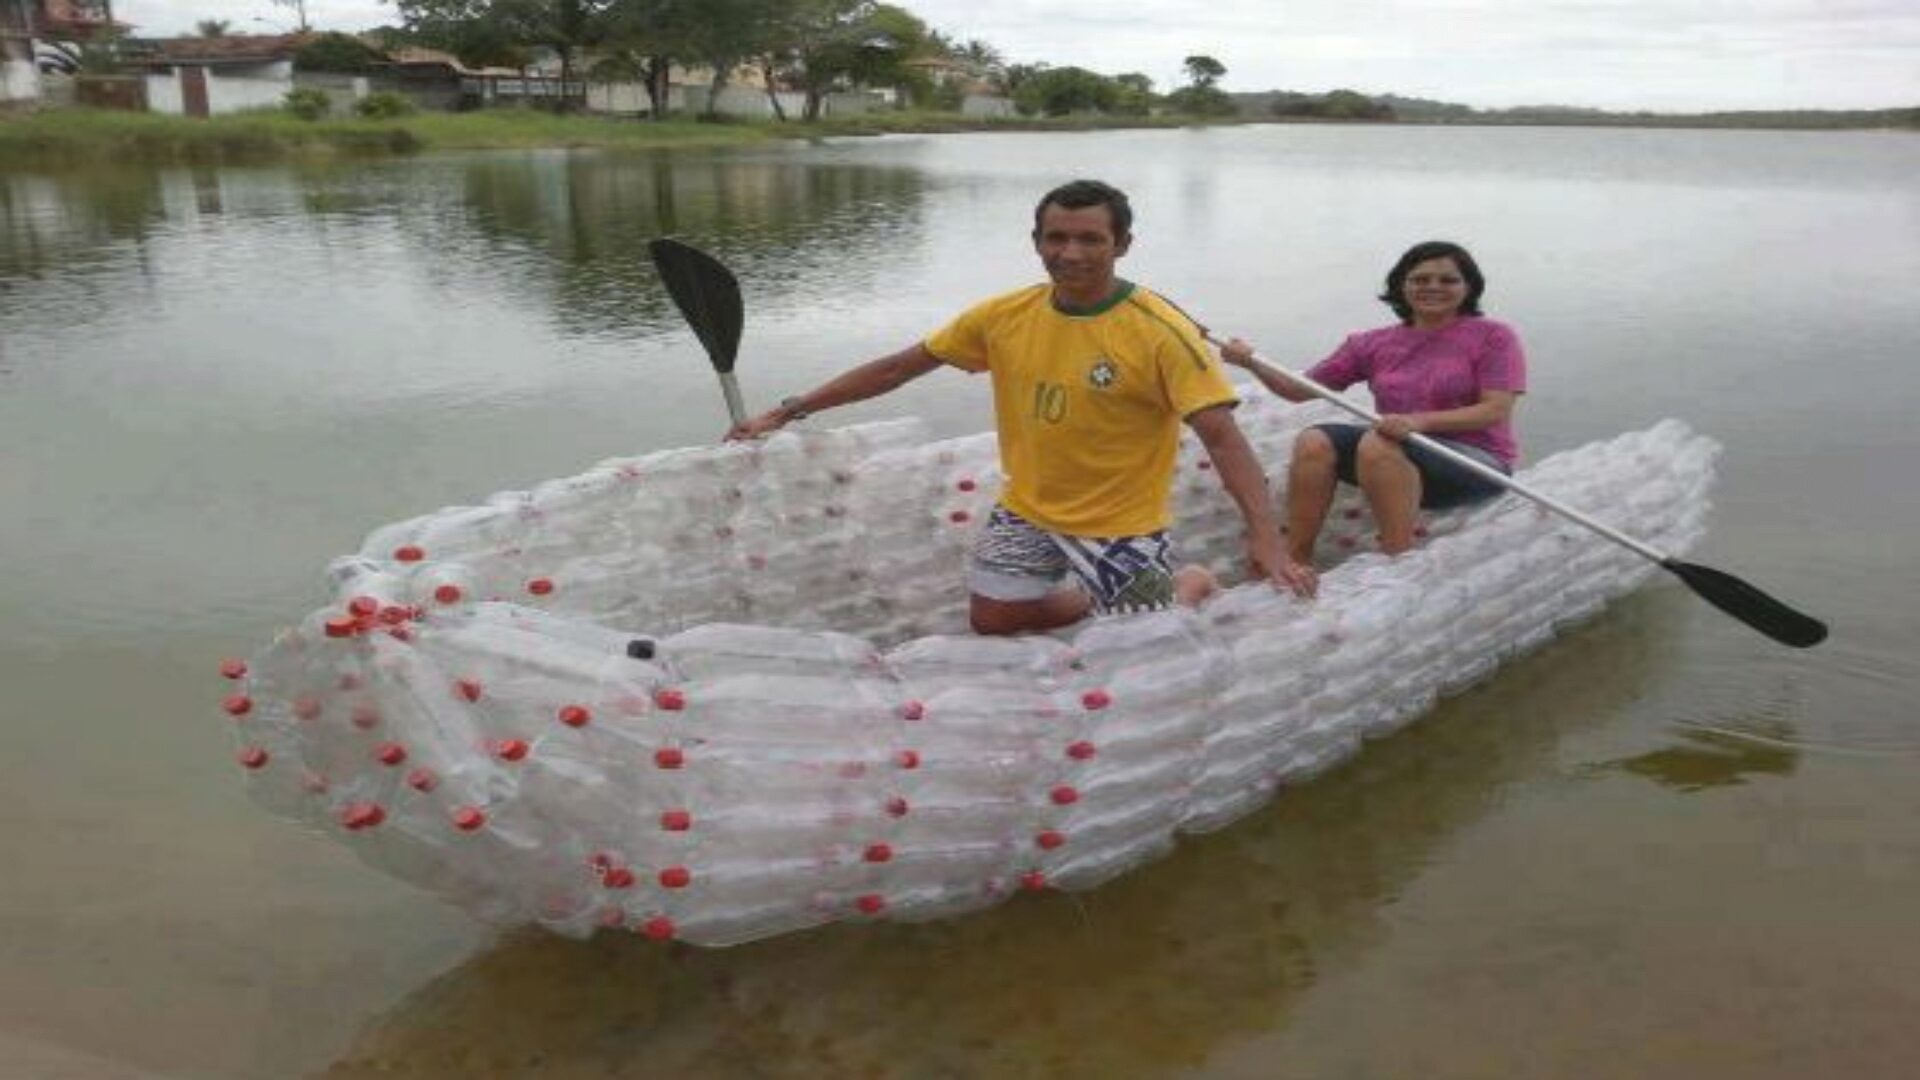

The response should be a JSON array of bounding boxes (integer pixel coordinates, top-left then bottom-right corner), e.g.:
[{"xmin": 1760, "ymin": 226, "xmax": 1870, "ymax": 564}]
[
  {"xmin": 648, "ymin": 238, "xmax": 743, "ymax": 374},
  {"xmin": 1663, "ymin": 559, "xmax": 1828, "ymax": 648}
]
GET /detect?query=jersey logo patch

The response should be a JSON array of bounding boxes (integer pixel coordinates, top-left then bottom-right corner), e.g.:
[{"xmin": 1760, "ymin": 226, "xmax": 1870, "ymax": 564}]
[{"xmin": 1088, "ymin": 358, "xmax": 1118, "ymax": 390}]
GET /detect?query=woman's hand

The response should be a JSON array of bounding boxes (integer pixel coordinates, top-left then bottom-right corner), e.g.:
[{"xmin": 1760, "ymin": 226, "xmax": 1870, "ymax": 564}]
[
  {"xmin": 1374, "ymin": 413, "xmax": 1428, "ymax": 442},
  {"xmin": 1218, "ymin": 337, "xmax": 1256, "ymax": 370}
]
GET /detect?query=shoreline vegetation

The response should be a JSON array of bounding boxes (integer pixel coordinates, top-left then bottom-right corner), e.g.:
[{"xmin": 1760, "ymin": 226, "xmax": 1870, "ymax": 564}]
[{"xmin": 3, "ymin": 105, "xmax": 1915, "ymax": 170}]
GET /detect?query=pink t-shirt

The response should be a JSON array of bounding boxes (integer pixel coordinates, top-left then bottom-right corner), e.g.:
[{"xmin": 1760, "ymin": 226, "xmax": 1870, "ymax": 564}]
[{"xmin": 1307, "ymin": 317, "xmax": 1527, "ymax": 465}]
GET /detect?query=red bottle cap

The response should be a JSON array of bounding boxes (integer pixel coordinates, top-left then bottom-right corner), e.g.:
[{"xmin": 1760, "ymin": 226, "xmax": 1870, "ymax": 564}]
[
  {"xmin": 374, "ymin": 742, "xmax": 407, "ymax": 766},
  {"xmin": 855, "ymin": 894, "xmax": 886, "ymax": 915},
  {"xmin": 455, "ymin": 678, "xmax": 482, "ymax": 702},
  {"xmin": 899, "ymin": 700, "xmax": 926, "ymax": 721},
  {"xmin": 660, "ymin": 809, "xmax": 692, "ymax": 832},
  {"xmin": 658, "ymin": 866, "xmax": 691, "ymax": 889},
  {"xmin": 653, "ymin": 748, "xmax": 685, "ymax": 769},
  {"xmin": 1020, "ymin": 871, "xmax": 1048, "ymax": 891},
  {"xmin": 491, "ymin": 738, "xmax": 528, "ymax": 762},
  {"xmin": 339, "ymin": 802, "xmax": 385, "ymax": 830},
  {"xmin": 653, "ymin": 688, "xmax": 686, "ymax": 711},
  {"xmin": 640, "ymin": 916, "xmax": 675, "ymax": 941},
  {"xmin": 948, "ymin": 509, "xmax": 971, "ymax": 524},
  {"xmin": 863, "ymin": 843, "xmax": 893, "ymax": 863},
  {"xmin": 894, "ymin": 749, "xmax": 921, "ymax": 770},
  {"xmin": 324, "ymin": 616, "xmax": 357, "ymax": 639},
  {"xmin": 557, "ymin": 704, "xmax": 591, "ymax": 727},
  {"xmin": 347, "ymin": 596, "xmax": 380, "ymax": 617},
  {"xmin": 1066, "ymin": 740, "xmax": 1097, "ymax": 761},
  {"xmin": 1049, "ymin": 785, "xmax": 1080, "ymax": 806},
  {"xmin": 452, "ymin": 806, "xmax": 486, "ymax": 830},
  {"xmin": 236, "ymin": 747, "xmax": 269, "ymax": 769},
  {"xmin": 1080, "ymin": 689, "xmax": 1112, "ymax": 711},
  {"xmin": 884, "ymin": 796, "xmax": 910, "ymax": 818},
  {"xmin": 433, "ymin": 584, "xmax": 464, "ymax": 605},
  {"xmin": 527, "ymin": 578, "xmax": 554, "ymax": 596},
  {"xmin": 406, "ymin": 768, "xmax": 438, "ymax": 792},
  {"xmin": 219, "ymin": 658, "xmax": 248, "ymax": 680},
  {"xmin": 394, "ymin": 545, "xmax": 425, "ymax": 562},
  {"xmin": 956, "ymin": 478, "xmax": 977, "ymax": 492},
  {"xmin": 602, "ymin": 867, "xmax": 637, "ymax": 889},
  {"xmin": 221, "ymin": 694, "xmax": 252, "ymax": 717},
  {"xmin": 1036, "ymin": 830, "xmax": 1066, "ymax": 850}
]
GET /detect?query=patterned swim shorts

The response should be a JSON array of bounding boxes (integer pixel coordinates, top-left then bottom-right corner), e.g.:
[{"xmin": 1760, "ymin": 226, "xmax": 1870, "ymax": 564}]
[{"xmin": 967, "ymin": 505, "xmax": 1178, "ymax": 614}]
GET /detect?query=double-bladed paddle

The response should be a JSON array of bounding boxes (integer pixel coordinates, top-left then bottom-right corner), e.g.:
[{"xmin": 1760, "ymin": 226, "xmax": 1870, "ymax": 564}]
[
  {"xmin": 1202, "ymin": 331, "xmax": 1828, "ymax": 649},
  {"xmin": 648, "ymin": 237, "xmax": 747, "ymax": 425}
]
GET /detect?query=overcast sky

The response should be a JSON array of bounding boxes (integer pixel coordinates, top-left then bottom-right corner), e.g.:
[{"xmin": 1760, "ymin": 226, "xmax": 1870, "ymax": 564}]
[{"xmin": 117, "ymin": 0, "xmax": 1919, "ymax": 112}]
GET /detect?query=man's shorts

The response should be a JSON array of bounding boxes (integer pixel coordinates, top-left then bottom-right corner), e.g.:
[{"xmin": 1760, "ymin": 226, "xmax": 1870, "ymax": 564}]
[
  {"xmin": 1313, "ymin": 423, "xmax": 1512, "ymax": 510},
  {"xmin": 968, "ymin": 505, "xmax": 1178, "ymax": 614}
]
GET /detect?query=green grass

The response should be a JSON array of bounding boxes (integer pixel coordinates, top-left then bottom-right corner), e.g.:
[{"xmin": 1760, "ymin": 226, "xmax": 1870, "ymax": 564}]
[{"xmin": 0, "ymin": 106, "xmax": 1243, "ymax": 169}]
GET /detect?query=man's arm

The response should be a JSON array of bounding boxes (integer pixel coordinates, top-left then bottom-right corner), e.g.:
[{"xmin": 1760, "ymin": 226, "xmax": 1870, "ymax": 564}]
[
  {"xmin": 726, "ymin": 343, "xmax": 947, "ymax": 440},
  {"xmin": 1187, "ymin": 404, "xmax": 1316, "ymax": 597}
]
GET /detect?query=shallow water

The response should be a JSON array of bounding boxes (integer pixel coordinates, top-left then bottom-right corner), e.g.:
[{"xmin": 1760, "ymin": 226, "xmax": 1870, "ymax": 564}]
[{"xmin": 2, "ymin": 126, "xmax": 1917, "ymax": 1077}]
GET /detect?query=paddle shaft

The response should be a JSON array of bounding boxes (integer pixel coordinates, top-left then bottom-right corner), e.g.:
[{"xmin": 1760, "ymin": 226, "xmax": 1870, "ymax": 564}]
[
  {"xmin": 719, "ymin": 371, "xmax": 747, "ymax": 427},
  {"xmin": 1207, "ymin": 333, "xmax": 1672, "ymax": 566}
]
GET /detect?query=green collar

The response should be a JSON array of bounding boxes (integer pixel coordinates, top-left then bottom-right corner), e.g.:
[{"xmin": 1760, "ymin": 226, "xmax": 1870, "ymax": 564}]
[{"xmin": 1052, "ymin": 279, "xmax": 1134, "ymax": 317}]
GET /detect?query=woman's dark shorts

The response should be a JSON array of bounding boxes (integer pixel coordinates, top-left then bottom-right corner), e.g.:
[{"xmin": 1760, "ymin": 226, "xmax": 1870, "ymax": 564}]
[{"xmin": 1312, "ymin": 423, "xmax": 1511, "ymax": 509}]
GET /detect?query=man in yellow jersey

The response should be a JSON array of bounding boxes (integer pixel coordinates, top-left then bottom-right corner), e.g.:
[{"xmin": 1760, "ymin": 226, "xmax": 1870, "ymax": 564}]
[{"xmin": 727, "ymin": 179, "xmax": 1313, "ymax": 635}]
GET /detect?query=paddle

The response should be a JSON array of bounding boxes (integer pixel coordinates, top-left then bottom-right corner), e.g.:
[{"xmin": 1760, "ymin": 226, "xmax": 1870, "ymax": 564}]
[
  {"xmin": 648, "ymin": 237, "xmax": 747, "ymax": 425},
  {"xmin": 1203, "ymin": 332, "xmax": 1828, "ymax": 649}
]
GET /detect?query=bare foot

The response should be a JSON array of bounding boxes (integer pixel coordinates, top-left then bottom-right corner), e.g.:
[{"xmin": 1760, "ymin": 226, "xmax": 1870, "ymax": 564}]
[{"xmin": 1174, "ymin": 564, "xmax": 1219, "ymax": 608}]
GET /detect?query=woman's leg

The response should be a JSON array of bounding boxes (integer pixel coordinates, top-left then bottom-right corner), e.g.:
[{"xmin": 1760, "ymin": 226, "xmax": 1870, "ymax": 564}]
[
  {"xmin": 1286, "ymin": 428, "xmax": 1342, "ymax": 565},
  {"xmin": 1355, "ymin": 432, "xmax": 1424, "ymax": 554}
]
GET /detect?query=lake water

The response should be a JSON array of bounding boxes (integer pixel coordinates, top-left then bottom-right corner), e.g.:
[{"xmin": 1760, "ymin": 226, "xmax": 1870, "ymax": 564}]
[{"xmin": 2, "ymin": 125, "xmax": 1917, "ymax": 1077}]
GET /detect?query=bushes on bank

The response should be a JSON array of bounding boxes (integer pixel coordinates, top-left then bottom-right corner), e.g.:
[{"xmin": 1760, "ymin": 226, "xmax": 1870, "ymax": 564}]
[{"xmin": 284, "ymin": 87, "xmax": 332, "ymax": 121}]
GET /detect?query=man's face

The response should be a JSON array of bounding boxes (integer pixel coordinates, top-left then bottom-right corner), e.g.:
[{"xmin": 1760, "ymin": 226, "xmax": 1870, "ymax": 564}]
[{"xmin": 1033, "ymin": 203, "xmax": 1130, "ymax": 295}]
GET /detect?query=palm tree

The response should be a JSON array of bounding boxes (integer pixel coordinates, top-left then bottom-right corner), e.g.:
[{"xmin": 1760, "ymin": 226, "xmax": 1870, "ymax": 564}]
[{"xmin": 196, "ymin": 19, "xmax": 232, "ymax": 38}]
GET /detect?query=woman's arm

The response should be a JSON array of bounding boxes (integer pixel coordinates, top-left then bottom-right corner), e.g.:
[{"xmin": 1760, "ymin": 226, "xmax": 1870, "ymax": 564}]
[
  {"xmin": 1376, "ymin": 390, "xmax": 1519, "ymax": 441},
  {"xmin": 1216, "ymin": 338, "xmax": 1317, "ymax": 403}
]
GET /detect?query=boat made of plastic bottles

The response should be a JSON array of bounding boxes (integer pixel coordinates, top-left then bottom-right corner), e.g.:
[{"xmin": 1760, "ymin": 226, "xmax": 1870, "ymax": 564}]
[{"xmin": 218, "ymin": 396, "xmax": 1719, "ymax": 946}]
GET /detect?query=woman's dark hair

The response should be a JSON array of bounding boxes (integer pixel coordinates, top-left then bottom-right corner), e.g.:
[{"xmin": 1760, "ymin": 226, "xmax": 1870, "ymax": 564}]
[
  {"xmin": 1033, "ymin": 179, "xmax": 1133, "ymax": 240},
  {"xmin": 1379, "ymin": 240, "xmax": 1485, "ymax": 323}
]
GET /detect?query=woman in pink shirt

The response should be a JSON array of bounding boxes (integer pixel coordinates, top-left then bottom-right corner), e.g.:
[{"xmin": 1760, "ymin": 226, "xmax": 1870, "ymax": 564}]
[{"xmin": 1221, "ymin": 241, "xmax": 1527, "ymax": 581}]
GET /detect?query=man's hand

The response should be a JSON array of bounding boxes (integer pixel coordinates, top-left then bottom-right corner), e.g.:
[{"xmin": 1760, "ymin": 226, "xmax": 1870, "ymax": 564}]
[
  {"xmin": 1248, "ymin": 528, "xmax": 1316, "ymax": 598},
  {"xmin": 725, "ymin": 408, "xmax": 788, "ymax": 442},
  {"xmin": 1218, "ymin": 337, "xmax": 1256, "ymax": 370}
]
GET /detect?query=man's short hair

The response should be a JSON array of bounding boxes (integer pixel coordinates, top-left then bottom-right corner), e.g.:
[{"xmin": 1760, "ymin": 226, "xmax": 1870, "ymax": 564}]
[{"xmin": 1033, "ymin": 179, "xmax": 1133, "ymax": 239}]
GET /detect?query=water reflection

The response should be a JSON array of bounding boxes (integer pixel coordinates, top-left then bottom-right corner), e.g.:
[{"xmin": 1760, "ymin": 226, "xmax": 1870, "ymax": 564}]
[
  {"xmin": 0, "ymin": 169, "xmax": 166, "ymax": 282},
  {"xmin": 1606, "ymin": 722, "xmax": 1801, "ymax": 792},
  {"xmin": 1, "ymin": 149, "xmax": 930, "ymax": 343},
  {"xmin": 323, "ymin": 601, "xmax": 1684, "ymax": 1078}
]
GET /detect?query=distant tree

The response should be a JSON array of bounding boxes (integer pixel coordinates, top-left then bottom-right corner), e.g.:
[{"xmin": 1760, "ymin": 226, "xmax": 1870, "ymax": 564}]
[
  {"xmin": 1112, "ymin": 72, "xmax": 1154, "ymax": 115},
  {"xmin": 294, "ymin": 32, "xmax": 387, "ymax": 73},
  {"xmin": 396, "ymin": 0, "xmax": 612, "ymax": 109},
  {"xmin": 195, "ymin": 19, "xmax": 231, "ymax": 38},
  {"xmin": 1013, "ymin": 65, "xmax": 1117, "ymax": 117},
  {"xmin": 1182, "ymin": 54, "xmax": 1224, "ymax": 90},
  {"xmin": 778, "ymin": 0, "xmax": 932, "ymax": 120},
  {"xmin": 680, "ymin": 0, "xmax": 781, "ymax": 118}
]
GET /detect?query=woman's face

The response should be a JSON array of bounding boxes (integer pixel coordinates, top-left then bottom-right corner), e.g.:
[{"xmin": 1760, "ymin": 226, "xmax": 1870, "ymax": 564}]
[{"xmin": 1402, "ymin": 257, "xmax": 1469, "ymax": 323}]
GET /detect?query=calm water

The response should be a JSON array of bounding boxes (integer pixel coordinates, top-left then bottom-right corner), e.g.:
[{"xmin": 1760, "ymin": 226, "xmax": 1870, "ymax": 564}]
[{"xmin": 3, "ymin": 126, "xmax": 1917, "ymax": 1077}]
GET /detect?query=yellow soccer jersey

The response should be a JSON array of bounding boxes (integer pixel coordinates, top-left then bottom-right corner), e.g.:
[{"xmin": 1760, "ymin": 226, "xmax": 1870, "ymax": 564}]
[{"xmin": 924, "ymin": 281, "xmax": 1238, "ymax": 537}]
